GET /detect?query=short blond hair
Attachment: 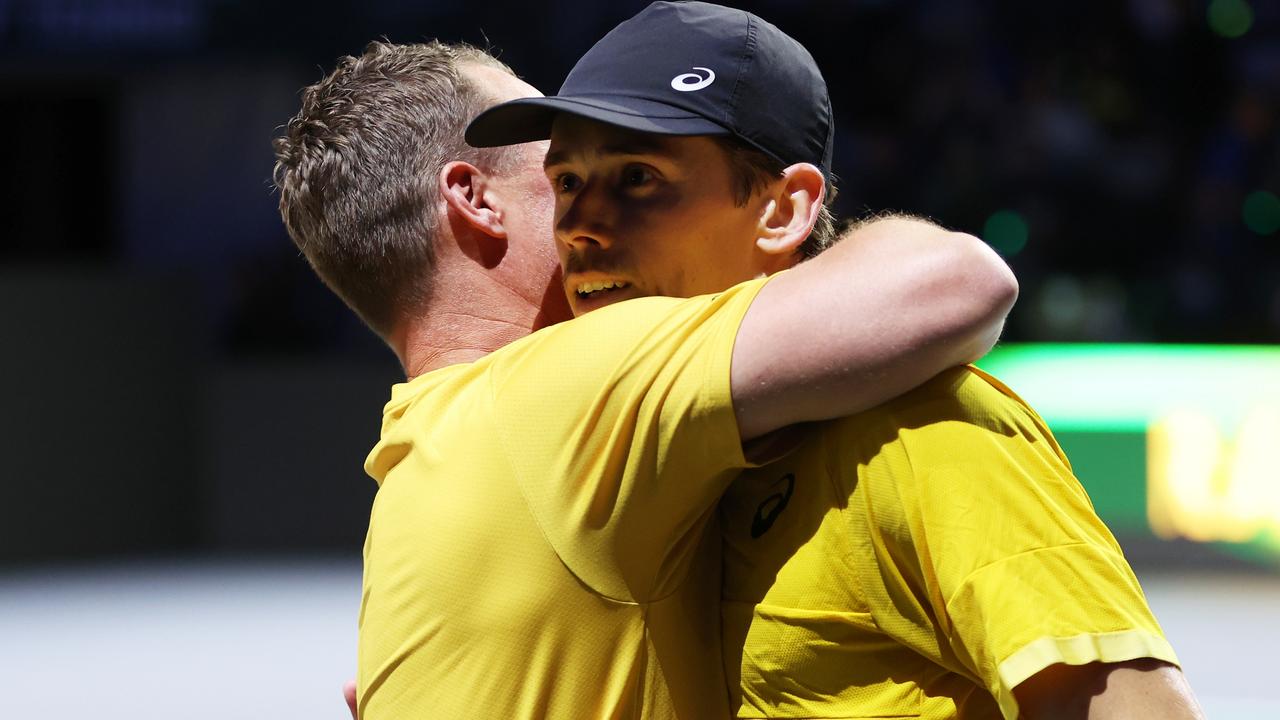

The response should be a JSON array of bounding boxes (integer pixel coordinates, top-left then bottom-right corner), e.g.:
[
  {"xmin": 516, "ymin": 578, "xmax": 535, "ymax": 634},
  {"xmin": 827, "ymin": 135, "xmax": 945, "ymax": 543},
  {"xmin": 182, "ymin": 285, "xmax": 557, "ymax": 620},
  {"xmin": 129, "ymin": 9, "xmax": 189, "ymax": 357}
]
[{"xmin": 272, "ymin": 40, "xmax": 516, "ymax": 337}]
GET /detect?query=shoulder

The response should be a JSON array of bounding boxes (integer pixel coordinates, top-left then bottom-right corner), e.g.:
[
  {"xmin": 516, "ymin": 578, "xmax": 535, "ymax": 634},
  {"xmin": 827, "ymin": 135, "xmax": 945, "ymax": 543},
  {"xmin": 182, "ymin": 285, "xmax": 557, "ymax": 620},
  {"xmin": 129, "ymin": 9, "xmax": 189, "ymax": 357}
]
[
  {"xmin": 886, "ymin": 365, "xmax": 1030, "ymax": 421},
  {"xmin": 365, "ymin": 362, "xmax": 487, "ymax": 483},
  {"xmin": 383, "ymin": 362, "xmax": 487, "ymax": 423},
  {"xmin": 860, "ymin": 365, "xmax": 1054, "ymax": 445},
  {"xmin": 485, "ymin": 279, "xmax": 772, "ymax": 407},
  {"xmin": 811, "ymin": 365, "xmax": 1067, "ymax": 476},
  {"xmin": 816, "ymin": 365, "xmax": 1029, "ymax": 435}
]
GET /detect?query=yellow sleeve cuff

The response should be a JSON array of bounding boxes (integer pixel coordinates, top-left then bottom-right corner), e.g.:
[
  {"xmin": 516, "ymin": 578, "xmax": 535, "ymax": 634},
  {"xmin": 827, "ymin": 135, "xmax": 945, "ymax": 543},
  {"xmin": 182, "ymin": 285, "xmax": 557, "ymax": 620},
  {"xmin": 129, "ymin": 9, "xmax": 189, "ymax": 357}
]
[{"xmin": 993, "ymin": 630, "xmax": 1180, "ymax": 720}]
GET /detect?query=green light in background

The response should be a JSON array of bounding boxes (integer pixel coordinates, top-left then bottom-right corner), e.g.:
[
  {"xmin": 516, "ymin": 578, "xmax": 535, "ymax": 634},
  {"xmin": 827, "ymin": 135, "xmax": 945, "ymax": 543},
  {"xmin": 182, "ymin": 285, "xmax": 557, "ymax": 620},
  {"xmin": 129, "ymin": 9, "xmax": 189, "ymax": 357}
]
[
  {"xmin": 1243, "ymin": 190, "xmax": 1280, "ymax": 235},
  {"xmin": 1208, "ymin": 0, "xmax": 1253, "ymax": 38},
  {"xmin": 983, "ymin": 210, "xmax": 1029, "ymax": 257},
  {"xmin": 977, "ymin": 344, "xmax": 1280, "ymax": 431},
  {"xmin": 978, "ymin": 345, "xmax": 1280, "ymax": 563}
]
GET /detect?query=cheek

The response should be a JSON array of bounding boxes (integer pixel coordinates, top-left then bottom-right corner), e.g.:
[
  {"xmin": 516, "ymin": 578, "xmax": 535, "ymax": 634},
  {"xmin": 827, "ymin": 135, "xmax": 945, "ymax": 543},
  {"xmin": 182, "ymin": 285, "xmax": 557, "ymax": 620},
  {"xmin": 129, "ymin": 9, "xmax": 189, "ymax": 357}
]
[
  {"xmin": 524, "ymin": 188, "xmax": 557, "ymax": 239},
  {"xmin": 685, "ymin": 212, "xmax": 763, "ymax": 288},
  {"xmin": 550, "ymin": 195, "xmax": 570, "ymax": 232},
  {"xmin": 528, "ymin": 214, "xmax": 562, "ymax": 270}
]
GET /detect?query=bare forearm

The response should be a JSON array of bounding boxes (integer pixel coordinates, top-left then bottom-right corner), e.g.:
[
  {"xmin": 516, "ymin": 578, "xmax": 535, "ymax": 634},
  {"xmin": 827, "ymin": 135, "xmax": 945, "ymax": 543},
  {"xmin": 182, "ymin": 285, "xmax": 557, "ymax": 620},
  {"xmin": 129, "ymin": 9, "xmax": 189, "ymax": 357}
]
[
  {"xmin": 1014, "ymin": 660, "xmax": 1206, "ymax": 720},
  {"xmin": 731, "ymin": 214, "xmax": 1017, "ymax": 440}
]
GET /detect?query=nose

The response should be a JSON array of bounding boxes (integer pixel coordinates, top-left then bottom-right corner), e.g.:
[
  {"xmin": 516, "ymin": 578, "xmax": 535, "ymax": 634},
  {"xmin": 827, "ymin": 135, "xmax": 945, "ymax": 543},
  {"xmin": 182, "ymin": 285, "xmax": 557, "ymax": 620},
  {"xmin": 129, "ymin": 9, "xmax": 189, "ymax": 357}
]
[{"xmin": 555, "ymin": 180, "xmax": 613, "ymax": 251}]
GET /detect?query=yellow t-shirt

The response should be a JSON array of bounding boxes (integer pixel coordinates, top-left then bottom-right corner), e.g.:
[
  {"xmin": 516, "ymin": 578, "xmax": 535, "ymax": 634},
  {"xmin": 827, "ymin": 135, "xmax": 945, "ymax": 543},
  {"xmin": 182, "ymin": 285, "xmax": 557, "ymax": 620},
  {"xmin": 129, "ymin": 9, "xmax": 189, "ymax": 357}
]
[
  {"xmin": 720, "ymin": 366, "xmax": 1178, "ymax": 720},
  {"xmin": 358, "ymin": 277, "xmax": 769, "ymax": 720}
]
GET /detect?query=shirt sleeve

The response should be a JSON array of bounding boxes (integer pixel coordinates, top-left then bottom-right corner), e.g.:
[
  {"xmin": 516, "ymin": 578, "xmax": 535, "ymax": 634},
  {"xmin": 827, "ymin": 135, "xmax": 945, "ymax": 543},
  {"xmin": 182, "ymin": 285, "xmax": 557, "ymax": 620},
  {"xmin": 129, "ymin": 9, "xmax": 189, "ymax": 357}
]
[
  {"xmin": 853, "ymin": 367, "xmax": 1178, "ymax": 719},
  {"xmin": 486, "ymin": 277, "xmax": 771, "ymax": 603}
]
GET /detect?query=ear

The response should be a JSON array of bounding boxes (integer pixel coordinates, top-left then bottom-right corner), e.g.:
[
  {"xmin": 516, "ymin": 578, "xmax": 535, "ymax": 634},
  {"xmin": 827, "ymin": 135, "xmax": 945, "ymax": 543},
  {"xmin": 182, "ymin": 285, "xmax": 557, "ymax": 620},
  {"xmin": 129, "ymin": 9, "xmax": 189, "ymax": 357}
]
[
  {"xmin": 755, "ymin": 162, "xmax": 825, "ymax": 258},
  {"xmin": 439, "ymin": 160, "xmax": 507, "ymax": 240}
]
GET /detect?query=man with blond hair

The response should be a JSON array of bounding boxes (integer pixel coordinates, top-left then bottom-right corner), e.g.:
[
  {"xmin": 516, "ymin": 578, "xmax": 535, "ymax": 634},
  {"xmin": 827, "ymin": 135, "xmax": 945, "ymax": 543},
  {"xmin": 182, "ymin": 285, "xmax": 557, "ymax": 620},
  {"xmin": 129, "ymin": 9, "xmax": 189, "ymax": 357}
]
[{"xmin": 274, "ymin": 26, "xmax": 1016, "ymax": 720}]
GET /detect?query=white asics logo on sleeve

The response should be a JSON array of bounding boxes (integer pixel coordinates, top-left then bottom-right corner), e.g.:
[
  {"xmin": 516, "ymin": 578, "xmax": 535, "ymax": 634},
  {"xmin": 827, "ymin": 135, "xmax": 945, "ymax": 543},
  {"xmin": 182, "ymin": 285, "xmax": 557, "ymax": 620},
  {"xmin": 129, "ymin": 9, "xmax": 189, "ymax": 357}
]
[{"xmin": 670, "ymin": 67, "xmax": 715, "ymax": 92}]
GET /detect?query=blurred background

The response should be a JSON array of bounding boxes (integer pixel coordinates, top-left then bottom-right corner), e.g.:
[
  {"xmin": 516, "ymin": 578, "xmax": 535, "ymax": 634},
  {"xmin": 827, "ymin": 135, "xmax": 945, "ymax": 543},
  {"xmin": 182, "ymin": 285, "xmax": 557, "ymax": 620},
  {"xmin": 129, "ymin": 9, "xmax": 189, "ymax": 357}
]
[{"xmin": 0, "ymin": 0, "xmax": 1276, "ymax": 717}]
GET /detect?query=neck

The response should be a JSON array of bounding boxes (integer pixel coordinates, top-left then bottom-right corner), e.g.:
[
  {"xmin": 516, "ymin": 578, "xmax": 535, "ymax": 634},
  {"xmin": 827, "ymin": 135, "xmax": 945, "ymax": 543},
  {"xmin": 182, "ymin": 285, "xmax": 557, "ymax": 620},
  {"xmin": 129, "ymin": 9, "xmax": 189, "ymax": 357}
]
[{"xmin": 391, "ymin": 264, "xmax": 551, "ymax": 379}]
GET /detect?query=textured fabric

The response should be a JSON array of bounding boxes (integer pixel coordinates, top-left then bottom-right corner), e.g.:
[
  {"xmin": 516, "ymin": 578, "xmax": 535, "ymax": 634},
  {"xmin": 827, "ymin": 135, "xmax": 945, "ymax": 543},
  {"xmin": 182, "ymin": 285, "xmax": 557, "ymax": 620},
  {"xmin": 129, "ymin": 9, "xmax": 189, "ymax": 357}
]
[
  {"xmin": 358, "ymin": 277, "xmax": 769, "ymax": 720},
  {"xmin": 720, "ymin": 366, "xmax": 1177, "ymax": 719}
]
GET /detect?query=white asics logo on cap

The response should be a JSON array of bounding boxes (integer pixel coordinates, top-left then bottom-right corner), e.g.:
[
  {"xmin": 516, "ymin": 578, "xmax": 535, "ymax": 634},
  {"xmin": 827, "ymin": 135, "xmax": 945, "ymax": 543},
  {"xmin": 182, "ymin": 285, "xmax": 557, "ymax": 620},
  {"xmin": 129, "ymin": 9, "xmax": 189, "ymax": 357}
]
[{"xmin": 670, "ymin": 67, "xmax": 715, "ymax": 92}]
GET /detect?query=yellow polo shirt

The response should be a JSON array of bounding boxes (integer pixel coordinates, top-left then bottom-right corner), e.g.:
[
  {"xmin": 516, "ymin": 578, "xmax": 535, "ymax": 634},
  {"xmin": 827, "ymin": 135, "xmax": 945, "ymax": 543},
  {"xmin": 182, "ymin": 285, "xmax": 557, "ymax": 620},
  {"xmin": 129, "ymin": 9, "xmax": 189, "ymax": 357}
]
[
  {"xmin": 721, "ymin": 366, "xmax": 1177, "ymax": 719},
  {"xmin": 358, "ymin": 277, "xmax": 769, "ymax": 719}
]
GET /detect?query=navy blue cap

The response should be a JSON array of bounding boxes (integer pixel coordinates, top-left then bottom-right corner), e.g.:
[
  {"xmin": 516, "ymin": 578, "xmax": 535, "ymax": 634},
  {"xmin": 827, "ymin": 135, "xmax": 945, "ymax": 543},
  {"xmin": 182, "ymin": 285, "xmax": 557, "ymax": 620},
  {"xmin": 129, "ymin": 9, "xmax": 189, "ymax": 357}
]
[{"xmin": 465, "ymin": 1, "xmax": 834, "ymax": 181}]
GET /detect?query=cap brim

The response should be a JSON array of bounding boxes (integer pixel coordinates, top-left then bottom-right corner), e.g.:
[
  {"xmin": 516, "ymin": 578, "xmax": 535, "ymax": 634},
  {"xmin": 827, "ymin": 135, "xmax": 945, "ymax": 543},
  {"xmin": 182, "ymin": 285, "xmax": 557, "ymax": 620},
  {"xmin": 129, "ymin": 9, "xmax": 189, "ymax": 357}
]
[{"xmin": 465, "ymin": 95, "xmax": 729, "ymax": 148}]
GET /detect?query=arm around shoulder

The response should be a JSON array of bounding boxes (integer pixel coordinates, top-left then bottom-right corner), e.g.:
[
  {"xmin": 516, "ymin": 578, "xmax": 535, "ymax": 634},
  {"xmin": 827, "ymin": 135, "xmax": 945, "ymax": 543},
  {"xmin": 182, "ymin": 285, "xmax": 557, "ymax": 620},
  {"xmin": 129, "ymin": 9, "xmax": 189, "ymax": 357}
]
[{"xmin": 731, "ymin": 215, "xmax": 1018, "ymax": 440}]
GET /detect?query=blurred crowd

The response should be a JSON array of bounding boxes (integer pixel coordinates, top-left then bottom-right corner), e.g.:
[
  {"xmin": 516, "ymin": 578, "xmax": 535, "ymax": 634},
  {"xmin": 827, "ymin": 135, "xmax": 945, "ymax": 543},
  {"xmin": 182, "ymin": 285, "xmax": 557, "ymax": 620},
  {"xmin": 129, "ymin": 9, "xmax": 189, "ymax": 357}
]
[
  {"xmin": 801, "ymin": 0, "xmax": 1280, "ymax": 345},
  {"xmin": 3, "ymin": 0, "xmax": 1277, "ymax": 353}
]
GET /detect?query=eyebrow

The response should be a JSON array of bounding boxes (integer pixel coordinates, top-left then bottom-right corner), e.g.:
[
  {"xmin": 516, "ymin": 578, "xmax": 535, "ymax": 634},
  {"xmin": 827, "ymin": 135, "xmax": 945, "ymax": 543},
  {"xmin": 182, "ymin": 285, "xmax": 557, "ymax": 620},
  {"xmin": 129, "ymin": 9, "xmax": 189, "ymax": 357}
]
[{"xmin": 543, "ymin": 138, "xmax": 677, "ymax": 169}]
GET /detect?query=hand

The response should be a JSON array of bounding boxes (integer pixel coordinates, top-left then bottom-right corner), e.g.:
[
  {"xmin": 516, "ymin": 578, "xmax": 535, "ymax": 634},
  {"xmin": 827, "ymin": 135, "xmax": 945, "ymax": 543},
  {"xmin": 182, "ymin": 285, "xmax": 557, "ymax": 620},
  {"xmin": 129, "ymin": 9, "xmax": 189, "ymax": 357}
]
[{"xmin": 343, "ymin": 679, "xmax": 357, "ymax": 719}]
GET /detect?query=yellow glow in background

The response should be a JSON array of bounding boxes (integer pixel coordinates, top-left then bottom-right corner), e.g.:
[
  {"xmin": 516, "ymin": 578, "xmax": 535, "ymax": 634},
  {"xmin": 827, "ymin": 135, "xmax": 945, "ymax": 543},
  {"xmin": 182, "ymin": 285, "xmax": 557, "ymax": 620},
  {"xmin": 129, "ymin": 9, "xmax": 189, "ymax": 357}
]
[{"xmin": 979, "ymin": 344, "xmax": 1280, "ymax": 562}]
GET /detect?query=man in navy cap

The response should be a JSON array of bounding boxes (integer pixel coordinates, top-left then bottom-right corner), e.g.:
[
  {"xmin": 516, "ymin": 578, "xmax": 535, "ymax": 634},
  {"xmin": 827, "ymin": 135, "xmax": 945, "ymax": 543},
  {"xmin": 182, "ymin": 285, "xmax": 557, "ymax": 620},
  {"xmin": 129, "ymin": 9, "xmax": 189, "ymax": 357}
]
[
  {"xmin": 467, "ymin": 2, "xmax": 1203, "ymax": 718},
  {"xmin": 278, "ymin": 28, "xmax": 1013, "ymax": 720}
]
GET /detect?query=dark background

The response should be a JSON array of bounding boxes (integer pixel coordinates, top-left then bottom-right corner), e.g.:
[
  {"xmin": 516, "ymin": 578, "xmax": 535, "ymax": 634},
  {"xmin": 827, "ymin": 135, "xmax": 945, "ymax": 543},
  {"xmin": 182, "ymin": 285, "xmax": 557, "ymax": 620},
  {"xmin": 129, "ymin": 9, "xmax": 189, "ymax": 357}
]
[{"xmin": 1, "ymin": 0, "xmax": 1277, "ymax": 563}]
